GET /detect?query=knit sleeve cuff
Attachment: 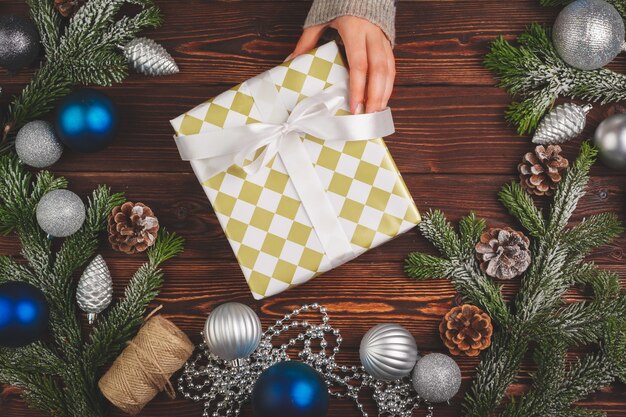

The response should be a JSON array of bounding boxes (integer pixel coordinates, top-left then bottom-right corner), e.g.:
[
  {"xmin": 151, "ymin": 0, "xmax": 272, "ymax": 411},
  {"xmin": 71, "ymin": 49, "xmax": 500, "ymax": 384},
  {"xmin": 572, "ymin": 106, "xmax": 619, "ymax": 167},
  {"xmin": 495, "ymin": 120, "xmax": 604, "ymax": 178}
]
[{"xmin": 304, "ymin": 0, "xmax": 397, "ymax": 46}]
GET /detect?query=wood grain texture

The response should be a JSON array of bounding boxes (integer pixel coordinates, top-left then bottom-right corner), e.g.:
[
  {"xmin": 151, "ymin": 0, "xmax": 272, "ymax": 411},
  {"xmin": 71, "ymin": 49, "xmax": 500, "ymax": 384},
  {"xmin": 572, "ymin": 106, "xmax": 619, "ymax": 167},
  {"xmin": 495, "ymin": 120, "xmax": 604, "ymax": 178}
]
[{"xmin": 1, "ymin": 0, "xmax": 625, "ymax": 416}]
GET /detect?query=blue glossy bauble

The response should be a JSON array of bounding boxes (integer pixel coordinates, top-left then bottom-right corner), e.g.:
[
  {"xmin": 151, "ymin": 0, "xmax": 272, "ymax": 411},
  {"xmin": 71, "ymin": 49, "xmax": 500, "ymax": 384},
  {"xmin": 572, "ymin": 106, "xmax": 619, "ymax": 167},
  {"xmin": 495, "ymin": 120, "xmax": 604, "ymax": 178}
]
[
  {"xmin": 252, "ymin": 361, "xmax": 328, "ymax": 417},
  {"xmin": 0, "ymin": 282, "xmax": 49, "ymax": 348},
  {"xmin": 55, "ymin": 88, "xmax": 118, "ymax": 153}
]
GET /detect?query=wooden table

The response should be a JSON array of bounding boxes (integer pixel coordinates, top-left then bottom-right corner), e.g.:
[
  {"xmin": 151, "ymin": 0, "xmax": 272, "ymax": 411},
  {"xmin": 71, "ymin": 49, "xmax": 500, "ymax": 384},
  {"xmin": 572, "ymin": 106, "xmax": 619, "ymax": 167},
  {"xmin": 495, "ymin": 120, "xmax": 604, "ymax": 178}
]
[{"xmin": 1, "ymin": 1, "xmax": 625, "ymax": 416}]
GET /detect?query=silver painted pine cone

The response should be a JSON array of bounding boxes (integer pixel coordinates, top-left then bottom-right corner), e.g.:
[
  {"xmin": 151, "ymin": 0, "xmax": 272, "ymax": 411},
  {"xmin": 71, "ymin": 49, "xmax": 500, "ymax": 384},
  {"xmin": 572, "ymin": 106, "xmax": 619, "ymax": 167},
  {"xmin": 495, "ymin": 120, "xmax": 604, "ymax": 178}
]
[
  {"xmin": 122, "ymin": 37, "xmax": 179, "ymax": 77},
  {"xmin": 532, "ymin": 103, "xmax": 592, "ymax": 145},
  {"xmin": 76, "ymin": 255, "xmax": 113, "ymax": 324}
]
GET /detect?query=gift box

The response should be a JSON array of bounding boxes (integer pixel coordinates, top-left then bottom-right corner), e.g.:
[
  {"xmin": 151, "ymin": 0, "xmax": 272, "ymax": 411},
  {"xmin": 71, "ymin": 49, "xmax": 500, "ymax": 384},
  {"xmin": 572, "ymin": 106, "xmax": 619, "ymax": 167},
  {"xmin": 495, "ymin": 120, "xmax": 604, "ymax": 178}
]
[{"xmin": 171, "ymin": 42, "xmax": 420, "ymax": 299}]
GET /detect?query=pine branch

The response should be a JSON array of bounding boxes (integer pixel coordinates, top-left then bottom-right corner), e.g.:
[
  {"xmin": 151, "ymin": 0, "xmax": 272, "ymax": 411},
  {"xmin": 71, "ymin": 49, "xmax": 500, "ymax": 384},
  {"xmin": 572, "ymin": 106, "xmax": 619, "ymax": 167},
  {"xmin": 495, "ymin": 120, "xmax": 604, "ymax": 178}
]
[
  {"xmin": 485, "ymin": 24, "xmax": 626, "ymax": 134},
  {"xmin": 27, "ymin": 0, "xmax": 61, "ymax": 54},
  {"xmin": 417, "ymin": 210, "xmax": 462, "ymax": 258},
  {"xmin": 404, "ymin": 252, "xmax": 452, "ymax": 279},
  {"xmin": 498, "ymin": 182, "xmax": 545, "ymax": 237},
  {"xmin": 563, "ymin": 213, "xmax": 623, "ymax": 259},
  {"xmin": 459, "ymin": 213, "xmax": 486, "ymax": 257}
]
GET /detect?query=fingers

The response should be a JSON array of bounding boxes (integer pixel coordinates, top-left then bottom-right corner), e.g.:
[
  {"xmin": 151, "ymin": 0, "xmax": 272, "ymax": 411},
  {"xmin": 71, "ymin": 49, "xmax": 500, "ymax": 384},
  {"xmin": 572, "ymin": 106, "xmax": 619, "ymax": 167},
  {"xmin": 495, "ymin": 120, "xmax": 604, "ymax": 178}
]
[
  {"xmin": 382, "ymin": 38, "xmax": 396, "ymax": 109},
  {"xmin": 340, "ymin": 26, "xmax": 367, "ymax": 114},
  {"xmin": 288, "ymin": 25, "xmax": 326, "ymax": 61},
  {"xmin": 365, "ymin": 33, "xmax": 389, "ymax": 113}
]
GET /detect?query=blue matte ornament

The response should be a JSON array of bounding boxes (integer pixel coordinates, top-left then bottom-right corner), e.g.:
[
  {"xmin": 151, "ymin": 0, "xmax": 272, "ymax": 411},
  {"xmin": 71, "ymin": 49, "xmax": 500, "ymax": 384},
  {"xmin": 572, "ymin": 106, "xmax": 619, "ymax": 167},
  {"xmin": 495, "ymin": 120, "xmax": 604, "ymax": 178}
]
[
  {"xmin": 252, "ymin": 361, "xmax": 328, "ymax": 417},
  {"xmin": 55, "ymin": 88, "xmax": 118, "ymax": 153},
  {"xmin": 0, "ymin": 282, "xmax": 49, "ymax": 348}
]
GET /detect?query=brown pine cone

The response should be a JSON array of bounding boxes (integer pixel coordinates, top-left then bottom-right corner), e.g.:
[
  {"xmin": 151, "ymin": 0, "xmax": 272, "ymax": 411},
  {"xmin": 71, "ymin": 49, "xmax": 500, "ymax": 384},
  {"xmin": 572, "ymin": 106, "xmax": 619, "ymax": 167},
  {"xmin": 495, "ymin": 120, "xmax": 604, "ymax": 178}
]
[
  {"xmin": 54, "ymin": 0, "xmax": 86, "ymax": 17},
  {"xmin": 475, "ymin": 227, "xmax": 531, "ymax": 280},
  {"xmin": 439, "ymin": 304, "xmax": 493, "ymax": 357},
  {"xmin": 108, "ymin": 202, "xmax": 159, "ymax": 254},
  {"xmin": 518, "ymin": 145, "xmax": 569, "ymax": 196}
]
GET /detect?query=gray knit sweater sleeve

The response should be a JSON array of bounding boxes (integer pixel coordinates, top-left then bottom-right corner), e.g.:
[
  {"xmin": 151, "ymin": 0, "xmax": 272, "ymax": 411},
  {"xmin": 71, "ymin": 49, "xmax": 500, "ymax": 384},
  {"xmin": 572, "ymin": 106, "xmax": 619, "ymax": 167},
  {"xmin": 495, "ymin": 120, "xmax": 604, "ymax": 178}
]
[{"xmin": 304, "ymin": 0, "xmax": 397, "ymax": 45}]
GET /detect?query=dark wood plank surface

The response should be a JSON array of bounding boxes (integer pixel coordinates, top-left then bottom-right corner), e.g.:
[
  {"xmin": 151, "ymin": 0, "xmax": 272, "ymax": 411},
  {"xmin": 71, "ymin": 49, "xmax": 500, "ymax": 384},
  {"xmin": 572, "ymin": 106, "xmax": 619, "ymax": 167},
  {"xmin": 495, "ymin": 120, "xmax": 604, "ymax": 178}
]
[{"xmin": 1, "ymin": 1, "xmax": 625, "ymax": 416}]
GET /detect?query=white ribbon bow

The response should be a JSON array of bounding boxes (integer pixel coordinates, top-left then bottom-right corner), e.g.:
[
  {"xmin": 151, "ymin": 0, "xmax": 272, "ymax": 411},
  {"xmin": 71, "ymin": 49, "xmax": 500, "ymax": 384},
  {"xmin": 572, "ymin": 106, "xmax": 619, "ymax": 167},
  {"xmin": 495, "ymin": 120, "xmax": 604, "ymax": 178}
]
[{"xmin": 175, "ymin": 74, "xmax": 395, "ymax": 267}]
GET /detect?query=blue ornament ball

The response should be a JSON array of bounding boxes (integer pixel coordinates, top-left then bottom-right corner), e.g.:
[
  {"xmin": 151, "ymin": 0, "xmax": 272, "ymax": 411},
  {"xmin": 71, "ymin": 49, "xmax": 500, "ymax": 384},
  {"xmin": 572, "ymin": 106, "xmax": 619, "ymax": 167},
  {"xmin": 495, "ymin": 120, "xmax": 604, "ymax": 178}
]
[
  {"xmin": 252, "ymin": 361, "xmax": 329, "ymax": 417},
  {"xmin": 55, "ymin": 88, "xmax": 118, "ymax": 153},
  {"xmin": 0, "ymin": 282, "xmax": 49, "ymax": 348}
]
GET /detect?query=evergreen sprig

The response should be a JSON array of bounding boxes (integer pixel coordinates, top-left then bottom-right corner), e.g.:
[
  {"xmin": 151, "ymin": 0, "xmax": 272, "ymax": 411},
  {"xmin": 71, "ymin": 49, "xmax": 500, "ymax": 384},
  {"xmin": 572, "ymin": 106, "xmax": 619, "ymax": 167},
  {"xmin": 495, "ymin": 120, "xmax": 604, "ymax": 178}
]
[
  {"xmin": 1, "ymin": 0, "xmax": 162, "ymax": 149},
  {"xmin": 405, "ymin": 143, "xmax": 625, "ymax": 416},
  {"xmin": 0, "ymin": 155, "xmax": 183, "ymax": 417},
  {"xmin": 485, "ymin": 22, "xmax": 626, "ymax": 134}
]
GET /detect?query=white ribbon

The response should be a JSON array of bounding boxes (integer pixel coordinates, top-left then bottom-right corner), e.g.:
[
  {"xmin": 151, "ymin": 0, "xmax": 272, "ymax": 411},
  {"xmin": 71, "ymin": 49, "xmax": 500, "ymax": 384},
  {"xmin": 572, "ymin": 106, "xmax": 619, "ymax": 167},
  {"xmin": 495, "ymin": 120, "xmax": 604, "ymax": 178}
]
[{"xmin": 175, "ymin": 73, "xmax": 395, "ymax": 266}]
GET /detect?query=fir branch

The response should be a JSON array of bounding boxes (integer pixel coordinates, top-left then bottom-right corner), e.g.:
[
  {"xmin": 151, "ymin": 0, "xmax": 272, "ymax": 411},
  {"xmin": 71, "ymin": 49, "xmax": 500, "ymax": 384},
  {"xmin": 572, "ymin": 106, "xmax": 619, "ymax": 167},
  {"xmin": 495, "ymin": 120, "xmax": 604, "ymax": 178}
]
[
  {"xmin": 485, "ymin": 24, "xmax": 626, "ymax": 134},
  {"xmin": 85, "ymin": 229, "xmax": 184, "ymax": 368},
  {"xmin": 404, "ymin": 252, "xmax": 452, "ymax": 279},
  {"xmin": 418, "ymin": 210, "xmax": 462, "ymax": 259},
  {"xmin": 27, "ymin": 0, "xmax": 61, "ymax": 54},
  {"xmin": 563, "ymin": 213, "xmax": 623, "ymax": 259},
  {"xmin": 498, "ymin": 182, "xmax": 545, "ymax": 237},
  {"xmin": 458, "ymin": 213, "xmax": 486, "ymax": 256}
]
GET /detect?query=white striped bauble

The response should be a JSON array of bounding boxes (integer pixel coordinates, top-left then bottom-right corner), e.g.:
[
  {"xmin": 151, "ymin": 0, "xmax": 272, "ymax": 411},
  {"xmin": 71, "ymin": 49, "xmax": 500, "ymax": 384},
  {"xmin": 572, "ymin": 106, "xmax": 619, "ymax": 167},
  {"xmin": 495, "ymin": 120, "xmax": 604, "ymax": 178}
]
[
  {"xmin": 203, "ymin": 302, "xmax": 262, "ymax": 361},
  {"xmin": 359, "ymin": 323, "xmax": 418, "ymax": 381}
]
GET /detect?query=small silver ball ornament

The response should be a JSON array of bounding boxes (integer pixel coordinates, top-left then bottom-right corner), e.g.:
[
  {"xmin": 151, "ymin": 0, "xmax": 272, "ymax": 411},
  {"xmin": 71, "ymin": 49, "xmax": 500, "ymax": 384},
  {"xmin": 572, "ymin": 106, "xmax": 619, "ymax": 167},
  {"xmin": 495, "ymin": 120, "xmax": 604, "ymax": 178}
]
[
  {"xmin": 36, "ymin": 189, "xmax": 86, "ymax": 237},
  {"xmin": 359, "ymin": 323, "xmax": 418, "ymax": 381},
  {"xmin": 594, "ymin": 113, "xmax": 626, "ymax": 170},
  {"xmin": 15, "ymin": 120, "xmax": 64, "ymax": 168},
  {"xmin": 553, "ymin": 0, "xmax": 625, "ymax": 70},
  {"xmin": 203, "ymin": 302, "xmax": 262, "ymax": 361},
  {"xmin": 412, "ymin": 353, "xmax": 461, "ymax": 403}
]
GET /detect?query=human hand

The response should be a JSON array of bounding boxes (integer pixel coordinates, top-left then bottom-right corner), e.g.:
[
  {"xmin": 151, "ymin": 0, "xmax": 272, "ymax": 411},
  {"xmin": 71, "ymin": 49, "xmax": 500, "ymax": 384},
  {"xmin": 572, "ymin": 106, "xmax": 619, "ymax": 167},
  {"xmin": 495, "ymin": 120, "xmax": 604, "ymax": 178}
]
[{"xmin": 289, "ymin": 16, "xmax": 395, "ymax": 114}]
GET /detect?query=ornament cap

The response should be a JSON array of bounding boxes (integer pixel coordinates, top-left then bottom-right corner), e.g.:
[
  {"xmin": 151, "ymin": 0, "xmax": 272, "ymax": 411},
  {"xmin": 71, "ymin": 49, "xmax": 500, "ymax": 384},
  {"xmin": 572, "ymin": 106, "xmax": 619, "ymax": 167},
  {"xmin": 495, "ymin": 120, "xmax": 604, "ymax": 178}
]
[{"xmin": 87, "ymin": 313, "xmax": 97, "ymax": 324}]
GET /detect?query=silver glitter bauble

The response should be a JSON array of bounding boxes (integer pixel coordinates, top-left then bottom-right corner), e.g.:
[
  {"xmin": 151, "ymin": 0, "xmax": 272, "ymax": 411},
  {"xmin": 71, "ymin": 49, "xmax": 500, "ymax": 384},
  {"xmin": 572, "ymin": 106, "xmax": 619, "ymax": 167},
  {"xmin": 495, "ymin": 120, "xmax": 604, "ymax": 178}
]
[
  {"xmin": 594, "ymin": 113, "xmax": 626, "ymax": 170},
  {"xmin": 122, "ymin": 37, "xmax": 179, "ymax": 77},
  {"xmin": 76, "ymin": 255, "xmax": 113, "ymax": 324},
  {"xmin": 0, "ymin": 15, "xmax": 40, "ymax": 74},
  {"xmin": 15, "ymin": 120, "xmax": 64, "ymax": 168},
  {"xmin": 553, "ymin": 0, "xmax": 625, "ymax": 70},
  {"xmin": 533, "ymin": 103, "xmax": 592, "ymax": 145},
  {"xmin": 203, "ymin": 302, "xmax": 262, "ymax": 361},
  {"xmin": 359, "ymin": 323, "xmax": 418, "ymax": 381},
  {"xmin": 36, "ymin": 189, "xmax": 86, "ymax": 237},
  {"xmin": 412, "ymin": 353, "xmax": 461, "ymax": 403}
]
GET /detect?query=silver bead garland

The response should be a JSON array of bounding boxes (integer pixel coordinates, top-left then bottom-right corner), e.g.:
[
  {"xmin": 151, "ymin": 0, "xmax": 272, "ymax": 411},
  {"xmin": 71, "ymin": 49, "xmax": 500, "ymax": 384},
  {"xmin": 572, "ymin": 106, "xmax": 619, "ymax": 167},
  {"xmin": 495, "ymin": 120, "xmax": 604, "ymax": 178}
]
[{"xmin": 179, "ymin": 304, "xmax": 435, "ymax": 417}]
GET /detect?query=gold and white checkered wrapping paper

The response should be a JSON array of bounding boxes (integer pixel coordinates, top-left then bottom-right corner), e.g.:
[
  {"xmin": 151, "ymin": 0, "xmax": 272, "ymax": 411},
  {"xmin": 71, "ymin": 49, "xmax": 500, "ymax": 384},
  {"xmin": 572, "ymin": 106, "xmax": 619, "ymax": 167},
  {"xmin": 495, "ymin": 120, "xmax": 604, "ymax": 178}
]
[{"xmin": 171, "ymin": 42, "xmax": 420, "ymax": 299}]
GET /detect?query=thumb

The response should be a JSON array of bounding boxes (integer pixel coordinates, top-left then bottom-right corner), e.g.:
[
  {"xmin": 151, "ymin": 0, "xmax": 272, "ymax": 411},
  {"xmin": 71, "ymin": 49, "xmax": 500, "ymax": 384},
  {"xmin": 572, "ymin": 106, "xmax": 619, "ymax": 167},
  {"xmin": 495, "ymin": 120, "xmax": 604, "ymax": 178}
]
[{"xmin": 287, "ymin": 25, "xmax": 326, "ymax": 61}]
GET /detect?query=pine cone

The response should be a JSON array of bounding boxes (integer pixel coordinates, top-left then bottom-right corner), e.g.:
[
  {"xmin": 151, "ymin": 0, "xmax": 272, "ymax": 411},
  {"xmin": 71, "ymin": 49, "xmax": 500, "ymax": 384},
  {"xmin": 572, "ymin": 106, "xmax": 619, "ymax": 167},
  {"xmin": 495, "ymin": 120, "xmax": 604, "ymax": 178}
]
[
  {"xmin": 475, "ymin": 227, "xmax": 531, "ymax": 280},
  {"xmin": 439, "ymin": 304, "xmax": 493, "ymax": 357},
  {"xmin": 54, "ymin": 0, "xmax": 85, "ymax": 17},
  {"xmin": 518, "ymin": 145, "xmax": 569, "ymax": 196},
  {"xmin": 108, "ymin": 202, "xmax": 159, "ymax": 254}
]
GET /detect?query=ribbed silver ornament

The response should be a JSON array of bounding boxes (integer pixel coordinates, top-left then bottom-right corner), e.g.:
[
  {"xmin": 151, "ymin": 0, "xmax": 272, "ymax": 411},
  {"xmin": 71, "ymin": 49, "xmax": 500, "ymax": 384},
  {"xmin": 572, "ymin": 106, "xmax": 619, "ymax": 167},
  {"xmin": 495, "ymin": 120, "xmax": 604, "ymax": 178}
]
[
  {"xmin": 203, "ymin": 302, "xmax": 262, "ymax": 362},
  {"xmin": 532, "ymin": 103, "xmax": 592, "ymax": 145},
  {"xmin": 122, "ymin": 37, "xmax": 179, "ymax": 77},
  {"xmin": 76, "ymin": 255, "xmax": 113, "ymax": 324},
  {"xmin": 359, "ymin": 323, "xmax": 418, "ymax": 381}
]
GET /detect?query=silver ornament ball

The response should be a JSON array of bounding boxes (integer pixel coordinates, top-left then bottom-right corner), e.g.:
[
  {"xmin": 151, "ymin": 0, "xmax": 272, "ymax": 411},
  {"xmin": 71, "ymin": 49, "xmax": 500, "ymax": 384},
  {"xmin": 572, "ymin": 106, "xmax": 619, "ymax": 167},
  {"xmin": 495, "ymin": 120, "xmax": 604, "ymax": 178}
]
[
  {"xmin": 15, "ymin": 120, "xmax": 64, "ymax": 168},
  {"xmin": 553, "ymin": 0, "xmax": 625, "ymax": 70},
  {"xmin": 203, "ymin": 302, "xmax": 262, "ymax": 361},
  {"xmin": 36, "ymin": 189, "xmax": 86, "ymax": 237},
  {"xmin": 359, "ymin": 323, "xmax": 418, "ymax": 381},
  {"xmin": 412, "ymin": 353, "xmax": 461, "ymax": 403},
  {"xmin": 594, "ymin": 113, "xmax": 626, "ymax": 170},
  {"xmin": 76, "ymin": 255, "xmax": 113, "ymax": 324}
]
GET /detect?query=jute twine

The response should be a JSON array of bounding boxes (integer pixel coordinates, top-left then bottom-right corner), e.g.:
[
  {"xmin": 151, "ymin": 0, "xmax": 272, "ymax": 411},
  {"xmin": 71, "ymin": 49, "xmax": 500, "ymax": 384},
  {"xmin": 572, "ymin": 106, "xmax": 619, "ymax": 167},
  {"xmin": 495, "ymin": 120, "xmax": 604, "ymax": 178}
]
[{"xmin": 98, "ymin": 313, "xmax": 194, "ymax": 415}]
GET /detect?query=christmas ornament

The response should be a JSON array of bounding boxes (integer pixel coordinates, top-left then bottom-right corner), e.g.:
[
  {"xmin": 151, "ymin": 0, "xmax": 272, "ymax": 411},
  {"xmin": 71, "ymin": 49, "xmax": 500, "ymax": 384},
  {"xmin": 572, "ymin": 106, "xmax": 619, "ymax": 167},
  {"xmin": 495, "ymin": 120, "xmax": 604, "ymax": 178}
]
[
  {"xmin": 475, "ymin": 227, "xmax": 531, "ymax": 280},
  {"xmin": 15, "ymin": 120, "xmax": 64, "ymax": 168},
  {"xmin": 252, "ymin": 361, "xmax": 329, "ymax": 417},
  {"xmin": 76, "ymin": 255, "xmax": 113, "ymax": 324},
  {"xmin": 203, "ymin": 302, "xmax": 262, "ymax": 362},
  {"xmin": 36, "ymin": 189, "xmax": 86, "ymax": 237},
  {"xmin": 594, "ymin": 113, "xmax": 626, "ymax": 170},
  {"xmin": 0, "ymin": 15, "xmax": 40, "ymax": 74},
  {"xmin": 53, "ymin": 0, "xmax": 86, "ymax": 17},
  {"xmin": 518, "ymin": 145, "xmax": 569, "ymax": 196},
  {"xmin": 180, "ymin": 304, "xmax": 435, "ymax": 417},
  {"xmin": 412, "ymin": 353, "xmax": 461, "ymax": 403},
  {"xmin": 122, "ymin": 37, "xmax": 179, "ymax": 77},
  {"xmin": 359, "ymin": 323, "xmax": 418, "ymax": 381},
  {"xmin": 0, "ymin": 282, "xmax": 49, "ymax": 348},
  {"xmin": 55, "ymin": 88, "xmax": 118, "ymax": 153},
  {"xmin": 99, "ymin": 315, "xmax": 194, "ymax": 415},
  {"xmin": 532, "ymin": 103, "xmax": 592, "ymax": 145},
  {"xmin": 108, "ymin": 202, "xmax": 159, "ymax": 254},
  {"xmin": 439, "ymin": 304, "xmax": 492, "ymax": 357},
  {"xmin": 553, "ymin": 0, "xmax": 626, "ymax": 70}
]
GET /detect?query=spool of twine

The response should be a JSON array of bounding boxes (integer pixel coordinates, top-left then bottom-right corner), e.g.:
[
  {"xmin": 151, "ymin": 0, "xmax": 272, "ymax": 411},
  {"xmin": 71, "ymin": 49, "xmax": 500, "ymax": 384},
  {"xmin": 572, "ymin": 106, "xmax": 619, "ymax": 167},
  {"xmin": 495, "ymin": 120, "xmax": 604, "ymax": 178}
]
[{"xmin": 98, "ymin": 314, "xmax": 194, "ymax": 415}]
